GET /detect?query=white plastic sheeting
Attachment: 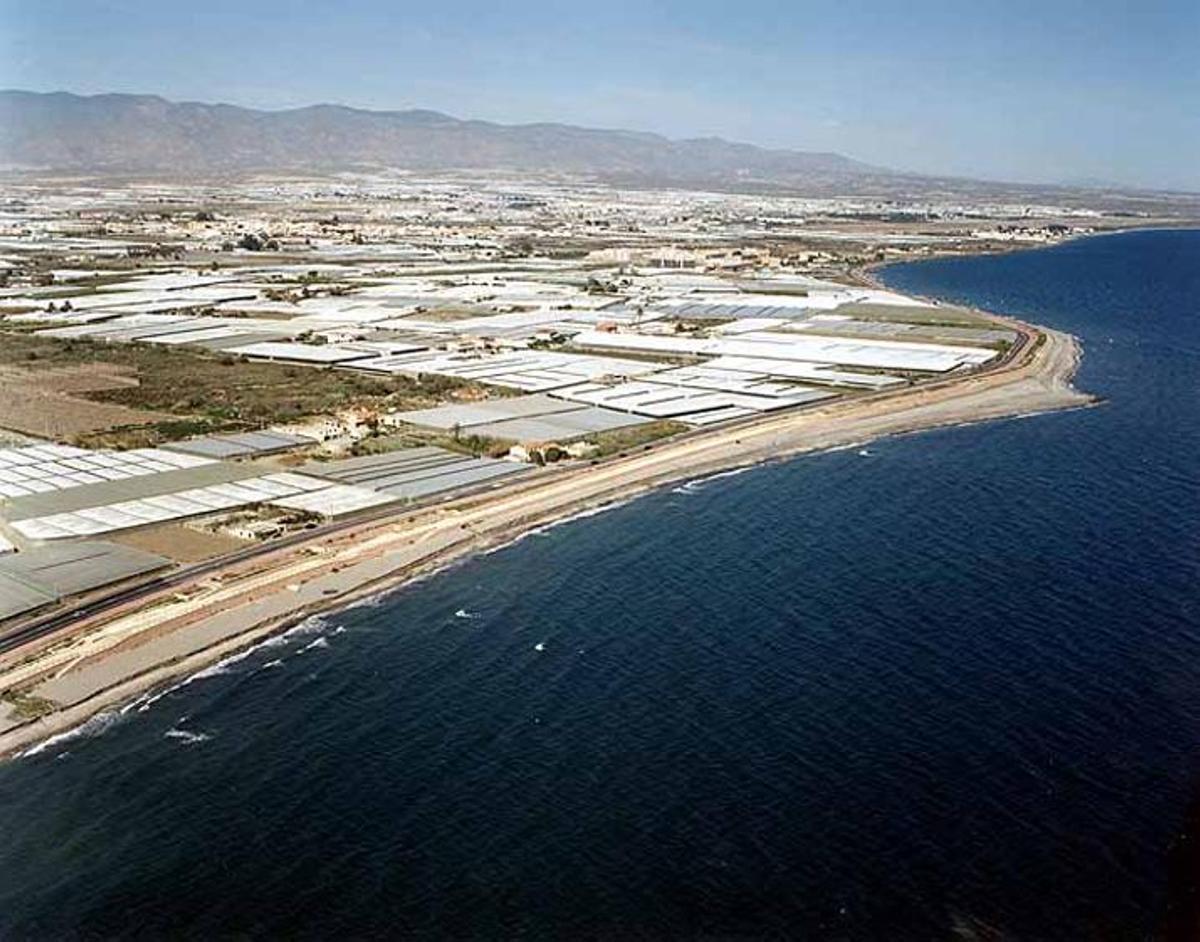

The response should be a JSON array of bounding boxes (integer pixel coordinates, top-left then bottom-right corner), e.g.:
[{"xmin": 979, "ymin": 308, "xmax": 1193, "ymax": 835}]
[
  {"xmin": 571, "ymin": 329, "xmax": 994, "ymax": 373},
  {"xmin": 0, "ymin": 446, "xmax": 213, "ymax": 499},
  {"xmin": 11, "ymin": 473, "xmax": 331, "ymax": 540}
]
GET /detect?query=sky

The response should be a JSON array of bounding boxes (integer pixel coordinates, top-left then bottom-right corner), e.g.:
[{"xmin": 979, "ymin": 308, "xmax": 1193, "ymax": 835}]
[{"xmin": 2, "ymin": 0, "xmax": 1198, "ymax": 190}]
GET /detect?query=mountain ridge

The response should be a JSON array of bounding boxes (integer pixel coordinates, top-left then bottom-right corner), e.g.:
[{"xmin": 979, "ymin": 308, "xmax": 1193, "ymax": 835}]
[
  {"xmin": 0, "ymin": 89, "xmax": 881, "ymax": 187},
  {"xmin": 5, "ymin": 90, "xmax": 1199, "ymax": 210}
]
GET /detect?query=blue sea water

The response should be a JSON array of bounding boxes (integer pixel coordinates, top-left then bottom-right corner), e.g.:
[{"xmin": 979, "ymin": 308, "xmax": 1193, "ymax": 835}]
[{"xmin": 0, "ymin": 229, "xmax": 1197, "ymax": 940}]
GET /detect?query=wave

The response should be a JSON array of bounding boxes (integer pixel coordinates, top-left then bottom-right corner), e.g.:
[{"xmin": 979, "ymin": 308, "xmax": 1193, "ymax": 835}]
[
  {"xmin": 17, "ymin": 708, "xmax": 127, "ymax": 759},
  {"xmin": 163, "ymin": 727, "xmax": 212, "ymax": 745},
  {"xmin": 341, "ymin": 589, "xmax": 392, "ymax": 611},
  {"xmin": 671, "ymin": 464, "xmax": 754, "ymax": 495},
  {"xmin": 118, "ymin": 612, "xmax": 345, "ymax": 720},
  {"xmin": 126, "ymin": 641, "xmax": 267, "ymax": 714},
  {"xmin": 485, "ymin": 499, "xmax": 634, "ymax": 555},
  {"xmin": 17, "ymin": 581, "xmax": 357, "ymax": 757},
  {"xmin": 814, "ymin": 440, "xmax": 871, "ymax": 456},
  {"xmin": 284, "ymin": 613, "xmax": 331, "ymax": 637},
  {"xmin": 241, "ymin": 613, "xmax": 338, "ymax": 655}
]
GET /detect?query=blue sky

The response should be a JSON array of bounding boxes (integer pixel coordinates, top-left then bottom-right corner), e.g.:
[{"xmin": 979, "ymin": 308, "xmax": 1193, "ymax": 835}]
[{"xmin": 2, "ymin": 0, "xmax": 1197, "ymax": 190}]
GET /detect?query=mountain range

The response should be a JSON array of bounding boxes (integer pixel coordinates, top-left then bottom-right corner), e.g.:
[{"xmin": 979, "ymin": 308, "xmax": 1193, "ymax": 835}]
[
  {"xmin": 2, "ymin": 90, "xmax": 1196, "ymax": 212},
  {"xmin": 0, "ymin": 90, "xmax": 882, "ymax": 187}
]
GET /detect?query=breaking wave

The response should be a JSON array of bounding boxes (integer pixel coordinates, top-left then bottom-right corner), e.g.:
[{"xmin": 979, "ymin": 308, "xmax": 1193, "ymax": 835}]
[
  {"xmin": 671, "ymin": 464, "xmax": 754, "ymax": 495},
  {"xmin": 485, "ymin": 500, "xmax": 634, "ymax": 555},
  {"xmin": 163, "ymin": 728, "xmax": 212, "ymax": 745},
  {"xmin": 17, "ymin": 709, "xmax": 127, "ymax": 759}
]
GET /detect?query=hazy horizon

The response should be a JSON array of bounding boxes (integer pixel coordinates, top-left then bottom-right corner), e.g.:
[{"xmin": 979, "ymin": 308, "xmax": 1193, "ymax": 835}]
[{"xmin": 2, "ymin": 1, "xmax": 1198, "ymax": 190}]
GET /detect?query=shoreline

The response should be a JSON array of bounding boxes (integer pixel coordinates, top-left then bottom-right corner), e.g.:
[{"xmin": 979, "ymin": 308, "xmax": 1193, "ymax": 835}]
[
  {"xmin": 0, "ymin": 298, "xmax": 1095, "ymax": 759},
  {"xmin": 854, "ymin": 221, "xmax": 1194, "ymax": 290}
]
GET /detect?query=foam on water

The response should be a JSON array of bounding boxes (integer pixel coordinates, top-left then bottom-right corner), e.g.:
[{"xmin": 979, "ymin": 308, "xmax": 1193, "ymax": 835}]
[
  {"xmin": 341, "ymin": 588, "xmax": 394, "ymax": 612},
  {"xmin": 162, "ymin": 728, "xmax": 212, "ymax": 746},
  {"xmin": 284, "ymin": 613, "xmax": 331, "ymax": 637},
  {"xmin": 107, "ymin": 613, "xmax": 345, "ymax": 723},
  {"xmin": 16, "ymin": 709, "xmax": 127, "ymax": 759},
  {"xmin": 127, "ymin": 640, "xmax": 269, "ymax": 715},
  {"xmin": 671, "ymin": 464, "xmax": 755, "ymax": 494},
  {"xmin": 479, "ymin": 498, "xmax": 634, "ymax": 555}
]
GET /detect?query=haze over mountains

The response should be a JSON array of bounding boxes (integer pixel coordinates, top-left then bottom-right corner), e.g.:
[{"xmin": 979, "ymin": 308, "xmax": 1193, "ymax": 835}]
[
  {"xmin": 1, "ymin": 90, "xmax": 1195, "ymax": 210},
  {"xmin": 0, "ymin": 90, "xmax": 881, "ymax": 187}
]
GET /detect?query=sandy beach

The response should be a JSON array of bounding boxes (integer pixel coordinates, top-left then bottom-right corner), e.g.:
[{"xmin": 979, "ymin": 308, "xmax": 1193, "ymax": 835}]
[{"xmin": 0, "ymin": 316, "xmax": 1093, "ymax": 759}]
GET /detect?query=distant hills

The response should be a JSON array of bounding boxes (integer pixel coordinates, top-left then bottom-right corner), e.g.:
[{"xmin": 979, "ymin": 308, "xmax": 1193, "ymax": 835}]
[
  {"xmin": 1, "ymin": 90, "xmax": 1196, "ymax": 213},
  {"xmin": 0, "ymin": 90, "xmax": 876, "ymax": 185},
  {"xmin": 0, "ymin": 90, "xmax": 888, "ymax": 189}
]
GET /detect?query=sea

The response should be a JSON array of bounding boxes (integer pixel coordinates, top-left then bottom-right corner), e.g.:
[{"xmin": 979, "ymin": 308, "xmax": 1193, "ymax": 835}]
[{"xmin": 0, "ymin": 228, "xmax": 1197, "ymax": 940}]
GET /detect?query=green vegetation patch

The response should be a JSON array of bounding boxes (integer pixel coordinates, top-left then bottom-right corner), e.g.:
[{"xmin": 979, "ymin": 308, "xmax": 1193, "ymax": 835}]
[
  {"xmin": 75, "ymin": 418, "xmax": 235, "ymax": 450},
  {"xmin": 585, "ymin": 420, "xmax": 688, "ymax": 458},
  {"xmin": 402, "ymin": 305, "xmax": 509, "ymax": 322},
  {"xmin": 350, "ymin": 427, "xmax": 514, "ymax": 460},
  {"xmin": 834, "ymin": 302, "xmax": 997, "ymax": 328},
  {"xmin": 1, "ymin": 689, "xmax": 58, "ymax": 721},
  {"xmin": 0, "ymin": 330, "xmax": 492, "ymax": 439}
]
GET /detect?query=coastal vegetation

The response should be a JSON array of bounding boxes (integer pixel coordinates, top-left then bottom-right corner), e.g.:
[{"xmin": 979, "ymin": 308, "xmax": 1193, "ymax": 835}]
[
  {"xmin": 835, "ymin": 302, "xmax": 996, "ymax": 328},
  {"xmin": 0, "ymin": 689, "xmax": 57, "ymax": 721},
  {"xmin": 347, "ymin": 428, "xmax": 514, "ymax": 461},
  {"xmin": 0, "ymin": 329, "xmax": 491, "ymax": 445},
  {"xmin": 585, "ymin": 420, "xmax": 689, "ymax": 458}
]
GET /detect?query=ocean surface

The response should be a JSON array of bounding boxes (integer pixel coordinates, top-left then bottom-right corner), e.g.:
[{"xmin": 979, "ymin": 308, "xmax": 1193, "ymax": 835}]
[{"xmin": 1, "ymin": 229, "xmax": 1197, "ymax": 940}]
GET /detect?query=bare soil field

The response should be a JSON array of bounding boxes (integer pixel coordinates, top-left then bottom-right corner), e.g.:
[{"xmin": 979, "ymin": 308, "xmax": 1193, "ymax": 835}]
[
  {"xmin": 0, "ymin": 363, "xmax": 171, "ymax": 439},
  {"xmin": 110, "ymin": 524, "xmax": 250, "ymax": 563}
]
